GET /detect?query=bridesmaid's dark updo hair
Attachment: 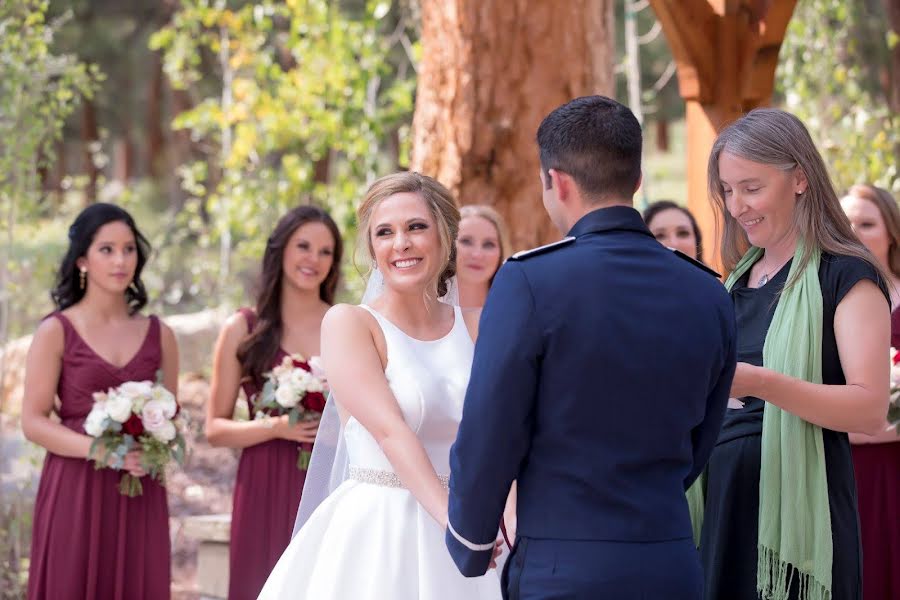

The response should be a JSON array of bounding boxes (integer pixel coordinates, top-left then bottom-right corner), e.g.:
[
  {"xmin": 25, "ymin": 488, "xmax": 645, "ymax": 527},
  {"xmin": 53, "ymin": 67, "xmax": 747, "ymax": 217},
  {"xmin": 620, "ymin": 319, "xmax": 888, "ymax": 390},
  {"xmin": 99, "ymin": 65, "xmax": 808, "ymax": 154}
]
[
  {"xmin": 236, "ymin": 205, "xmax": 343, "ymax": 386},
  {"xmin": 51, "ymin": 203, "xmax": 151, "ymax": 314}
]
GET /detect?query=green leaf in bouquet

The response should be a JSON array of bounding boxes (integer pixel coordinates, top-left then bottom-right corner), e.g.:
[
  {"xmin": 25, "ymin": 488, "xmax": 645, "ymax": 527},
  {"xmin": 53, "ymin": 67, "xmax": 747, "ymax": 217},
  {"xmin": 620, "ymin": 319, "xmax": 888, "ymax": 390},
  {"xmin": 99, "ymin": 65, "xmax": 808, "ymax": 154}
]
[
  {"xmin": 297, "ymin": 448, "xmax": 312, "ymax": 471},
  {"xmin": 887, "ymin": 402, "xmax": 900, "ymax": 428},
  {"xmin": 259, "ymin": 379, "xmax": 276, "ymax": 408},
  {"xmin": 155, "ymin": 369, "xmax": 165, "ymax": 385},
  {"xmin": 288, "ymin": 407, "xmax": 301, "ymax": 426},
  {"xmin": 119, "ymin": 473, "xmax": 143, "ymax": 497},
  {"xmin": 173, "ymin": 434, "xmax": 187, "ymax": 466},
  {"xmin": 88, "ymin": 438, "xmax": 105, "ymax": 470}
]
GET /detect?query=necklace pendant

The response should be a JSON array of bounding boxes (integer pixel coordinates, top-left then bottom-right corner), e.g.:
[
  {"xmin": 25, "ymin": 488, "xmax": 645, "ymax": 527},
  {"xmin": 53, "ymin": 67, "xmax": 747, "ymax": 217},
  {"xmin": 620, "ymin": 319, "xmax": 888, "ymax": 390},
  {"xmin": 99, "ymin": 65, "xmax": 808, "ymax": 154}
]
[{"xmin": 758, "ymin": 274, "xmax": 769, "ymax": 287}]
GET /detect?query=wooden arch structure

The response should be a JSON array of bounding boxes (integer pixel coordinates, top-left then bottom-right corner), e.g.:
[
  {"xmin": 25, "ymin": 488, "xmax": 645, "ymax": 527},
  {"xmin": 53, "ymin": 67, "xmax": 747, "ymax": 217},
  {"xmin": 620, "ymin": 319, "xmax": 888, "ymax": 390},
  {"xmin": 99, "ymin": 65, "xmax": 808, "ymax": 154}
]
[{"xmin": 647, "ymin": 0, "xmax": 798, "ymax": 268}]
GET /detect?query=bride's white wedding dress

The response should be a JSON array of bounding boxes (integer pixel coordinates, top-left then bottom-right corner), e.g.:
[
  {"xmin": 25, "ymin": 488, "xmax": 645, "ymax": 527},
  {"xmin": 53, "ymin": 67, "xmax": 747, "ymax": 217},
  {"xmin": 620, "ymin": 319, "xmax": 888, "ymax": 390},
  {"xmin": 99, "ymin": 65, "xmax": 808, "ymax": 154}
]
[{"xmin": 257, "ymin": 304, "xmax": 502, "ymax": 599}]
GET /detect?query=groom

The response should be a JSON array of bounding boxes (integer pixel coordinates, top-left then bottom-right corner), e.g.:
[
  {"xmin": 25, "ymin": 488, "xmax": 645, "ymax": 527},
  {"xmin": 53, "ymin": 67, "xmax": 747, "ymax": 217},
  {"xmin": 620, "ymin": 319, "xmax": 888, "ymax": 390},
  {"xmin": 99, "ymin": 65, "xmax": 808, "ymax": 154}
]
[{"xmin": 445, "ymin": 96, "xmax": 736, "ymax": 599}]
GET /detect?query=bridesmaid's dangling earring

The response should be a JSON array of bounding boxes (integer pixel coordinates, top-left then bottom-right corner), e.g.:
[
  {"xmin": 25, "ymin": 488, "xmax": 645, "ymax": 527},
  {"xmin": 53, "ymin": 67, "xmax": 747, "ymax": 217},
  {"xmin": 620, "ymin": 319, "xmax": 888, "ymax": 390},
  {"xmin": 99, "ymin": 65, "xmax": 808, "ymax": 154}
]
[{"xmin": 79, "ymin": 268, "xmax": 87, "ymax": 290}]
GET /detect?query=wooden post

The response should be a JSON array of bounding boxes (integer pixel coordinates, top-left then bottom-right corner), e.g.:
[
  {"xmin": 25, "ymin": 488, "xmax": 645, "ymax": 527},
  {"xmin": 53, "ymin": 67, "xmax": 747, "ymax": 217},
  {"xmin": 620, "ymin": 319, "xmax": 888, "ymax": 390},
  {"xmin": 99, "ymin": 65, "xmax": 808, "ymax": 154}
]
[{"xmin": 648, "ymin": 0, "xmax": 797, "ymax": 269}]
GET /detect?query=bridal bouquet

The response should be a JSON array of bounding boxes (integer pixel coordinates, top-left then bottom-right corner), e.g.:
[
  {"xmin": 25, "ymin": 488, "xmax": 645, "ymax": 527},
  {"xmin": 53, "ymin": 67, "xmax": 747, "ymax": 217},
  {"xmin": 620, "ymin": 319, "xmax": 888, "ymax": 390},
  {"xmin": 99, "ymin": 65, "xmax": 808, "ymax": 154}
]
[
  {"xmin": 254, "ymin": 354, "xmax": 327, "ymax": 469},
  {"xmin": 84, "ymin": 375, "xmax": 186, "ymax": 496},
  {"xmin": 889, "ymin": 347, "xmax": 900, "ymax": 429}
]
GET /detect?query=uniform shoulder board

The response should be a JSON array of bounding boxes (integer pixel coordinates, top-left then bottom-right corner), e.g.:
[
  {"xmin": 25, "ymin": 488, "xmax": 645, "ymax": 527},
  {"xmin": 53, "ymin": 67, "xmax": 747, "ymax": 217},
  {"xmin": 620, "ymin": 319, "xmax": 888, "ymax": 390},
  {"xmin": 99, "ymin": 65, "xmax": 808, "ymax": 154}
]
[
  {"xmin": 671, "ymin": 248, "xmax": 722, "ymax": 278},
  {"xmin": 508, "ymin": 236, "xmax": 576, "ymax": 261}
]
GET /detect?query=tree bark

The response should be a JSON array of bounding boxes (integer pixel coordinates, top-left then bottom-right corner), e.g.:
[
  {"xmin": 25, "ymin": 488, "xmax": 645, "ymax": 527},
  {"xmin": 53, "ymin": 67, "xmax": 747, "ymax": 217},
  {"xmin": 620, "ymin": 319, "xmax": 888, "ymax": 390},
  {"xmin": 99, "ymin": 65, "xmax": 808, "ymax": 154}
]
[
  {"xmin": 410, "ymin": 0, "xmax": 615, "ymax": 251},
  {"xmin": 168, "ymin": 87, "xmax": 196, "ymax": 211},
  {"xmin": 147, "ymin": 50, "xmax": 165, "ymax": 179},
  {"xmin": 655, "ymin": 118, "xmax": 670, "ymax": 153},
  {"xmin": 81, "ymin": 98, "xmax": 100, "ymax": 203}
]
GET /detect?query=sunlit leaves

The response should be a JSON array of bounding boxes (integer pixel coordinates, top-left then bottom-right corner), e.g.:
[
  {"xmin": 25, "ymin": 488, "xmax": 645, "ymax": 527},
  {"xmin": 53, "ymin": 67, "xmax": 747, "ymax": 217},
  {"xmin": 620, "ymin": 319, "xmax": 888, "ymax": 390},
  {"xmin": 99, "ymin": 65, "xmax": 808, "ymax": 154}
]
[
  {"xmin": 777, "ymin": 0, "xmax": 898, "ymax": 193},
  {"xmin": 152, "ymin": 0, "xmax": 414, "ymax": 301}
]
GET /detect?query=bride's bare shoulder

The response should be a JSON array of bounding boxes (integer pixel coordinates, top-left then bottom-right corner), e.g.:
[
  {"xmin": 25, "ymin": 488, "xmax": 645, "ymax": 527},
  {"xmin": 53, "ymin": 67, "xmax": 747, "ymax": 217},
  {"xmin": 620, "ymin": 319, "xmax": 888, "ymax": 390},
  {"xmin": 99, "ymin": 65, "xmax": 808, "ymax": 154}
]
[{"xmin": 322, "ymin": 304, "xmax": 382, "ymax": 343}]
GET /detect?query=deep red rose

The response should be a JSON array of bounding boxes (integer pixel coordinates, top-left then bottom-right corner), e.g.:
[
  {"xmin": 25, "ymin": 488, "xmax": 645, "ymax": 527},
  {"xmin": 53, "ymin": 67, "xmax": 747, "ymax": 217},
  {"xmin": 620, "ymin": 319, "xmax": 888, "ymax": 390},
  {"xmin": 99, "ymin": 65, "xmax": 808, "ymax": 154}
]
[
  {"xmin": 302, "ymin": 391, "xmax": 326, "ymax": 414},
  {"xmin": 123, "ymin": 413, "xmax": 145, "ymax": 437},
  {"xmin": 892, "ymin": 349, "xmax": 900, "ymax": 365}
]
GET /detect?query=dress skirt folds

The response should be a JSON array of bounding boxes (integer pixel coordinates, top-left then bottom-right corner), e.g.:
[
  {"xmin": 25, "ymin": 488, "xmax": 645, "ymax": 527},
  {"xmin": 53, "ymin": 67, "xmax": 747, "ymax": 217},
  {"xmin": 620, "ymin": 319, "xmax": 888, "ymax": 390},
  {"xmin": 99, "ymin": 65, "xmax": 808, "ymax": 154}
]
[{"xmin": 27, "ymin": 314, "xmax": 170, "ymax": 600}]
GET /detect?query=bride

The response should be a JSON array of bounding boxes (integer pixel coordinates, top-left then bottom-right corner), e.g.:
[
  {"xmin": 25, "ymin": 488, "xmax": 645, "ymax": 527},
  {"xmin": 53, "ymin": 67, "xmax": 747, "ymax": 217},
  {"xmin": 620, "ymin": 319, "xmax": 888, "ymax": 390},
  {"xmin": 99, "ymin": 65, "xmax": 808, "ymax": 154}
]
[{"xmin": 257, "ymin": 172, "xmax": 503, "ymax": 599}]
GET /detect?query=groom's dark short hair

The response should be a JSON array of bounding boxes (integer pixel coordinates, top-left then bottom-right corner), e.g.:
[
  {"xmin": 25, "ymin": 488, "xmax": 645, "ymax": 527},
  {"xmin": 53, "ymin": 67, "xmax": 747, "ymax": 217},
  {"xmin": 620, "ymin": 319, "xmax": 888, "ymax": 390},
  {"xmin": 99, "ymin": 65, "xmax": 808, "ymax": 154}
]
[{"xmin": 537, "ymin": 96, "xmax": 642, "ymax": 202}]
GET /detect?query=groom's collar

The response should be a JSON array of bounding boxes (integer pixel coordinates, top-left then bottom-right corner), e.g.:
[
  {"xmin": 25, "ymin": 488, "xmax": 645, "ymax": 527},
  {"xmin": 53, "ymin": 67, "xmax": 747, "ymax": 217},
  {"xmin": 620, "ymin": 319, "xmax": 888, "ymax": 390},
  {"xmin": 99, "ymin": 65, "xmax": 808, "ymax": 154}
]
[{"xmin": 567, "ymin": 204, "xmax": 653, "ymax": 239}]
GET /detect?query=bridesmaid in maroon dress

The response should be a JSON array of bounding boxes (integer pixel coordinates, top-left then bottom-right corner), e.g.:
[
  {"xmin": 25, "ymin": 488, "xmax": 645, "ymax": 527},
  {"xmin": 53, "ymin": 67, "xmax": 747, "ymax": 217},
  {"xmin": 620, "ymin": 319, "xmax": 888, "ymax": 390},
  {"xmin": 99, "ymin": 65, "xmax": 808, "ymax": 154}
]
[
  {"xmin": 21, "ymin": 203, "xmax": 180, "ymax": 600},
  {"xmin": 206, "ymin": 205, "xmax": 342, "ymax": 600},
  {"xmin": 841, "ymin": 184, "xmax": 900, "ymax": 600}
]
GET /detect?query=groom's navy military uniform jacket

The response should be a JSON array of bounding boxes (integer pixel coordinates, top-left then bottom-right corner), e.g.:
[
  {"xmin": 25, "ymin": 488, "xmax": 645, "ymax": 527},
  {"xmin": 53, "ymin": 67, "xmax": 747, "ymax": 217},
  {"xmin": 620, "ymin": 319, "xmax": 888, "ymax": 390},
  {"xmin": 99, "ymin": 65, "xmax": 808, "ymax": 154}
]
[{"xmin": 445, "ymin": 206, "xmax": 736, "ymax": 583}]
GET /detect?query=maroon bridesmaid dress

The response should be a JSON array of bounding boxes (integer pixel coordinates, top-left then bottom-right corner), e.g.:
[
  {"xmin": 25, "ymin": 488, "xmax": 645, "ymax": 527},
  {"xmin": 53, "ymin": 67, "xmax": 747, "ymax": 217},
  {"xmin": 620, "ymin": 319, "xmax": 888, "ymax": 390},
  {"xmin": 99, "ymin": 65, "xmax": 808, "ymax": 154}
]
[
  {"xmin": 851, "ymin": 306, "xmax": 900, "ymax": 600},
  {"xmin": 27, "ymin": 313, "xmax": 170, "ymax": 600},
  {"xmin": 227, "ymin": 308, "xmax": 308, "ymax": 600}
]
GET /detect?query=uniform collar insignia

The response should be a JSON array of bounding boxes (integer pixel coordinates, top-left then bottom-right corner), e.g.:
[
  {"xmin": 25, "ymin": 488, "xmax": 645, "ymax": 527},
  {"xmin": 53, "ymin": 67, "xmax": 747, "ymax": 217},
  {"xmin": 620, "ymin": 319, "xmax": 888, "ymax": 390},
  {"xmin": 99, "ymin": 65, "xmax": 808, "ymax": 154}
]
[{"xmin": 509, "ymin": 237, "xmax": 576, "ymax": 261}]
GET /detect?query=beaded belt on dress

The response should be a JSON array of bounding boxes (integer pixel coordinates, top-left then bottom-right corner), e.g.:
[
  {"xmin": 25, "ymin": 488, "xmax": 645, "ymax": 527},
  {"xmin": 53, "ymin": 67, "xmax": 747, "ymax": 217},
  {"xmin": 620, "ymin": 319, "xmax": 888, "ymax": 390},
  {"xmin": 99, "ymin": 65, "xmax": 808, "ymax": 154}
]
[{"xmin": 349, "ymin": 466, "xmax": 450, "ymax": 490}]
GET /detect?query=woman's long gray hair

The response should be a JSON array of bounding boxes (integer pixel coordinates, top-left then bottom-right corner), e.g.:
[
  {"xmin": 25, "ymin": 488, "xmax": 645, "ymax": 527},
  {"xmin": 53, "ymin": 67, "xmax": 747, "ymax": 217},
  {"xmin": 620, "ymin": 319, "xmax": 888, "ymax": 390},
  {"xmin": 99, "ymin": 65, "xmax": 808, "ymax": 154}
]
[{"xmin": 708, "ymin": 108, "xmax": 885, "ymax": 287}]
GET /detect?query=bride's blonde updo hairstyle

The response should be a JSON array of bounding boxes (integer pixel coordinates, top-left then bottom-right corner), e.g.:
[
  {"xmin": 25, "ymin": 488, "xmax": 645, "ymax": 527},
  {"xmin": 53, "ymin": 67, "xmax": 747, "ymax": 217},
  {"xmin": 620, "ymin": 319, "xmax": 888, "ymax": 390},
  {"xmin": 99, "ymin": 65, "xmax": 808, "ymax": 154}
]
[{"xmin": 357, "ymin": 172, "xmax": 460, "ymax": 298}]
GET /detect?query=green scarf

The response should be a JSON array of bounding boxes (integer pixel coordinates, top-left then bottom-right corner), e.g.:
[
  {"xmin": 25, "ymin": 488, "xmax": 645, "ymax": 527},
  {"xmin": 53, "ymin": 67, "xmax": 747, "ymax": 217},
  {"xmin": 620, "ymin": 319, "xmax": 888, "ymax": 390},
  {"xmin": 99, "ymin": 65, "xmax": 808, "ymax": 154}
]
[{"xmin": 688, "ymin": 244, "xmax": 832, "ymax": 600}]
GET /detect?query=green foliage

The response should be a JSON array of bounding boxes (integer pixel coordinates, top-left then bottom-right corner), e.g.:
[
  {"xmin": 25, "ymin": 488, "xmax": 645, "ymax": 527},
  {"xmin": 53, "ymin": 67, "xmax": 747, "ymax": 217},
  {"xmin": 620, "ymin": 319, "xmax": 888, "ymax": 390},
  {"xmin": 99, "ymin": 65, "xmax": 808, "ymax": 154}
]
[
  {"xmin": 0, "ymin": 442, "xmax": 43, "ymax": 599},
  {"xmin": 0, "ymin": 0, "xmax": 100, "ymax": 341},
  {"xmin": 614, "ymin": 0, "xmax": 682, "ymax": 122},
  {"xmin": 150, "ymin": 0, "xmax": 416, "ymax": 303},
  {"xmin": 0, "ymin": 1, "xmax": 100, "ymax": 216},
  {"xmin": 777, "ymin": 0, "xmax": 899, "ymax": 193}
]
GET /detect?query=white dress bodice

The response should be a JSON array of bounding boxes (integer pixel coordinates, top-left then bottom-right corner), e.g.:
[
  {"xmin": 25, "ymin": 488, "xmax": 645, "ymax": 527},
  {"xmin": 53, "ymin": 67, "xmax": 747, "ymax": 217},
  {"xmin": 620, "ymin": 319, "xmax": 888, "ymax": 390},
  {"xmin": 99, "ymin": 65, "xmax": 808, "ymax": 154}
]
[
  {"xmin": 257, "ymin": 302, "xmax": 502, "ymax": 600},
  {"xmin": 343, "ymin": 304, "xmax": 474, "ymax": 476}
]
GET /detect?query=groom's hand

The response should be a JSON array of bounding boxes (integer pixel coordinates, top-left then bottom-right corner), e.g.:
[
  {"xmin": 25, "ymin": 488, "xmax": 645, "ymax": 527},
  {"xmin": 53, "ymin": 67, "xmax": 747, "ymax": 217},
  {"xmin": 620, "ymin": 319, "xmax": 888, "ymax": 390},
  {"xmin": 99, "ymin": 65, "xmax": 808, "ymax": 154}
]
[{"xmin": 488, "ymin": 537, "xmax": 504, "ymax": 569}]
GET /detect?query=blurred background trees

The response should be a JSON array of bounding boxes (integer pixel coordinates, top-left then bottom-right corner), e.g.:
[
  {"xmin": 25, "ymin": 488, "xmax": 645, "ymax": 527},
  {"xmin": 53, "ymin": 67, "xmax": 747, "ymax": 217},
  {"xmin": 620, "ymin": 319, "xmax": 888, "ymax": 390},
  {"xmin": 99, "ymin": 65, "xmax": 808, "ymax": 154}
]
[{"xmin": 0, "ymin": 0, "xmax": 896, "ymax": 341}]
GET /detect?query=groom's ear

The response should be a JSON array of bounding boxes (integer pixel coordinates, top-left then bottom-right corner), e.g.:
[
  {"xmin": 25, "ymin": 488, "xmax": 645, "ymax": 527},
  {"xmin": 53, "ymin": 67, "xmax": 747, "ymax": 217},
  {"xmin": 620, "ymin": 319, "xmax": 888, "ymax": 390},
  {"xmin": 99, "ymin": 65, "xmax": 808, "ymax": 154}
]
[{"xmin": 551, "ymin": 169, "xmax": 574, "ymax": 204}]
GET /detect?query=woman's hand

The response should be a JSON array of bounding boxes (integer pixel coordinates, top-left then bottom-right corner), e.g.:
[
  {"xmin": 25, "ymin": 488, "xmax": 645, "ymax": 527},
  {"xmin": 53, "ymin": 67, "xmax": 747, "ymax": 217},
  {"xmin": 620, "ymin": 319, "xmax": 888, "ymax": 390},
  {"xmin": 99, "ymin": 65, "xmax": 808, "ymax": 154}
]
[
  {"xmin": 729, "ymin": 362, "xmax": 764, "ymax": 399},
  {"xmin": 122, "ymin": 451, "xmax": 147, "ymax": 477},
  {"xmin": 275, "ymin": 415, "xmax": 320, "ymax": 443}
]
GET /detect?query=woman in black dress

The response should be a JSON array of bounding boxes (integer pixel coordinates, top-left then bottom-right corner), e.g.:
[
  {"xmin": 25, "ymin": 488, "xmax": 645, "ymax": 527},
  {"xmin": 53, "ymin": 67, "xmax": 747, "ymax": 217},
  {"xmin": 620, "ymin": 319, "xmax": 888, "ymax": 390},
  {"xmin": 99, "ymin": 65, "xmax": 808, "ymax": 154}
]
[{"xmin": 697, "ymin": 109, "xmax": 891, "ymax": 600}]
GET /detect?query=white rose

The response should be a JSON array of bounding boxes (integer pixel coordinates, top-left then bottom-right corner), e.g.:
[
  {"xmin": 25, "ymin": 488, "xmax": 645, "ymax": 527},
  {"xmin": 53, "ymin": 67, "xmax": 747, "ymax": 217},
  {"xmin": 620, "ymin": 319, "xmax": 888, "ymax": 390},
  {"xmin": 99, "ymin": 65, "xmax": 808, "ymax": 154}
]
[
  {"xmin": 106, "ymin": 392, "xmax": 134, "ymax": 423},
  {"xmin": 275, "ymin": 382, "xmax": 299, "ymax": 408},
  {"xmin": 118, "ymin": 380, "xmax": 153, "ymax": 399},
  {"xmin": 150, "ymin": 419, "xmax": 176, "ymax": 443},
  {"xmin": 150, "ymin": 385, "xmax": 177, "ymax": 419},
  {"xmin": 84, "ymin": 406, "xmax": 109, "ymax": 437},
  {"xmin": 289, "ymin": 369, "xmax": 309, "ymax": 392},
  {"xmin": 118, "ymin": 381, "xmax": 153, "ymax": 412},
  {"xmin": 141, "ymin": 400, "xmax": 169, "ymax": 434},
  {"xmin": 305, "ymin": 374, "xmax": 324, "ymax": 394},
  {"xmin": 307, "ymin": 356, "xmax": 326, "ymax": 379},
  {"xmin": 272, "ymin": 363, "xmax": 291, "ymax": 379}
]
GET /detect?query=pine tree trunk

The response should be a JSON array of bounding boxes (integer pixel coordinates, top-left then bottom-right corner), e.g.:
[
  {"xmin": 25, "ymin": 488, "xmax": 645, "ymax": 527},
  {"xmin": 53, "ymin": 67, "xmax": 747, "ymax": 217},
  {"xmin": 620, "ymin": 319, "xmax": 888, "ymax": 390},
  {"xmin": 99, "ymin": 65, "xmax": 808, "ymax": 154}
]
[
  {"xmin": 147, "ymin": 50, "xmax": 165, "ymax": 179},
  {"xmin": 81, "ymin": 99, "xmax": 100, "ymax": 204},
  {"xmin": 655, "ymin": 118, "xmax": 670, "ymax": 153},
  {"xmin": 411, "ymin": 0, "xmax": 615, "ymax": 251}
]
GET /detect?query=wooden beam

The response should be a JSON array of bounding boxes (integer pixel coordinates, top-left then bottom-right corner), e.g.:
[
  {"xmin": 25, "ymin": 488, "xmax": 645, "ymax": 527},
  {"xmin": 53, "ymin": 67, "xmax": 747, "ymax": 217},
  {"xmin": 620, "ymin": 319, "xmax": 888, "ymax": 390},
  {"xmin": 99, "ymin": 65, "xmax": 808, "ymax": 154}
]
[
  {"xmin": 650, "ymin": 0, "xmax": 799, "ymax": 271},
  {"xmin": 649, "ymin": 0, "xmax": 717, "ymax": 101},
  {"xmin": 741, "ymin": 0, "xmax": 798, "ymax": 107},
  {"xmin": 757, "ymin": 0, "xmax": 797, "ymax": 47}
]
